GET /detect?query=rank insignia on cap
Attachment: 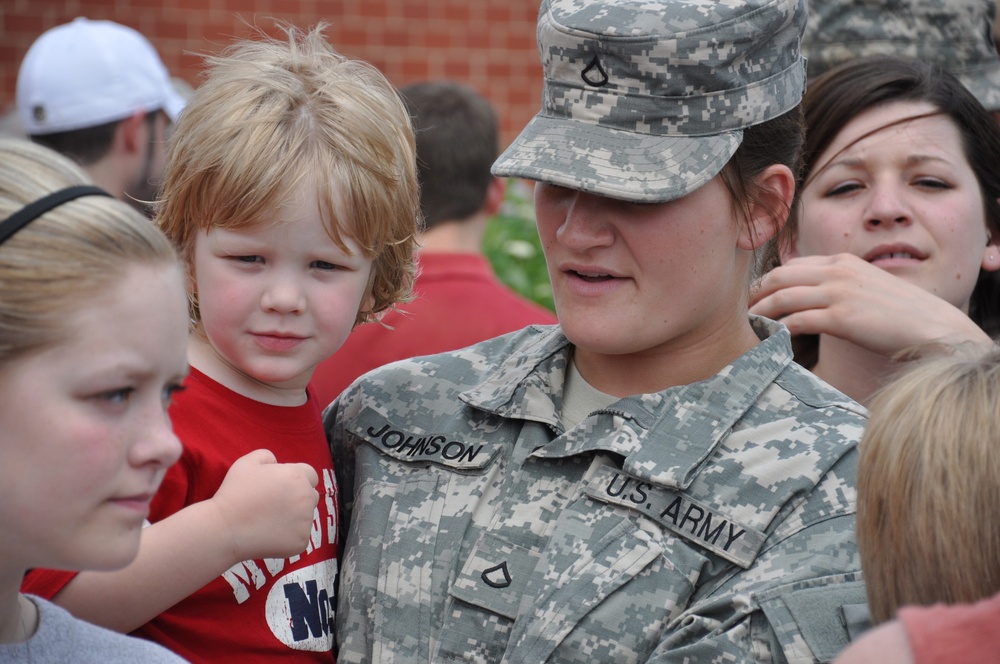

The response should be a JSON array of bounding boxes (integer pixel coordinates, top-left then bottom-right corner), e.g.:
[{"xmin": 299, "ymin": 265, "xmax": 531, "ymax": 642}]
[{"xmin": 582, "ymin": 55, "xmax": 609, "ymax": 86}]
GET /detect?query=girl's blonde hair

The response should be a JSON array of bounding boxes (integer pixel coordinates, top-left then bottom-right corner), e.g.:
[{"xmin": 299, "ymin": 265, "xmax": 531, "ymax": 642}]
[
  {"xmin": 157, "ymin": 23, "xmax": 420, "ymax": 326},
  {"xmin": 0, "ymin": 138, "xmax": 178, "ymax": 361},
  {"xmin": 858, "ymin": 347, "xmax": 1000, "ymax": 623}
]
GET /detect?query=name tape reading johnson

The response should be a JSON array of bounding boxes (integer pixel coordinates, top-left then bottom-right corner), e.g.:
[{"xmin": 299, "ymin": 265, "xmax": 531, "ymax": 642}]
[
  {"xmin": 585, "ymin": 465, "xmax": 766, "ymax": 568},
  {"xmin": 354, "ymin": 407, "xmax": 500, "ymax": 471}
]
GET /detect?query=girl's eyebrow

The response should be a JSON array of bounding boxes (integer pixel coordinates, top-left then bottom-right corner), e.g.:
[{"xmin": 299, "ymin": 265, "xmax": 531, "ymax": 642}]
[
  {"xmin": 904, "ymin": 154, "xmax": 953, "ymax": 168},
  {"xmin": 821, "ymin": 153, "xmax": 951, "ymax": 173},
  {"xmin": 819, "ymin": 156, "xmax": 863, "ymax": 172},
  {"xmin": 805, "ymin": 110, "xmax": 948, "ymax": 189}
]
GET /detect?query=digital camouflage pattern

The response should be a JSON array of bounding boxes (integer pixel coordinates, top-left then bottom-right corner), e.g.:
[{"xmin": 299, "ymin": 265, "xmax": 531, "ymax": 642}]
[
  {"xmin": 492, "ymin": 0, "xmax": 808, "ymax": 203},
  {"xmin": 803, "ymin": 0, "xmax": 1000, "ymax": 111},
  {"xmin": 326, "ymin": 318, "xmax": 868, "ymax": 663}
]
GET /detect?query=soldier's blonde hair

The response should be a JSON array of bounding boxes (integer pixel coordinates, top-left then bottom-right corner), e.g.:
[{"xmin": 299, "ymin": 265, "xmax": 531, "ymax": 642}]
[
  {"xmin": 157, "ymin": 23, "xmax": 420, "ymax": 326},
  {"xmin": 857, "ymin": 347, "xmax": 1000, "ymax": 624},
  {"xmin": 0, "ymin": 138, "xmax": 178, "ymax": 361}
]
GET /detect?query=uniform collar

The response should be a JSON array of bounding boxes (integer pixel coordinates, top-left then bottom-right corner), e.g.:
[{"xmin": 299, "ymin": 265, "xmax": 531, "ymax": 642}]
[{"xmin": 461, "ymin": 317, "xmax": 794, "ymax": 491}]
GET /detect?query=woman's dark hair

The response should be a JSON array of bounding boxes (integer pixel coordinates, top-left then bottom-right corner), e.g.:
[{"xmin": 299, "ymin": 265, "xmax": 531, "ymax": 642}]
[{"xmin": 784, "ymin": 55, "xmax": 1000, "ymax": 365}]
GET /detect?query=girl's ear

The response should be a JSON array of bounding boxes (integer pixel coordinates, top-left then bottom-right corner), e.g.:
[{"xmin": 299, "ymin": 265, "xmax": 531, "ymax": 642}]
[
  {"xmin": 983, "ymin": 214, "xmax": 1000, "ymax": 272},
  {"xmin": 736, "ymin": 164, "xmax": 795, "ymax": 252}
]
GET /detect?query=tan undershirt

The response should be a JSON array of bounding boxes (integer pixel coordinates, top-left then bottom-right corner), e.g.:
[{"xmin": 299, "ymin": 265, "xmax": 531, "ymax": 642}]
[{"xmin": 561, "ymin": 357, "xmax": 620, "ymax": 430}]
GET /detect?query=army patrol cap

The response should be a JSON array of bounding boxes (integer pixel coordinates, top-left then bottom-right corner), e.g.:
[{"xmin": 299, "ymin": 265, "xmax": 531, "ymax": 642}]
[
  {"xmin": 804, "ymin": 0, "xmax": 1000, "ymax": 111},
  {"xmin": 492, "ymin": 0, "xmax": 808, "ymax": 203}
]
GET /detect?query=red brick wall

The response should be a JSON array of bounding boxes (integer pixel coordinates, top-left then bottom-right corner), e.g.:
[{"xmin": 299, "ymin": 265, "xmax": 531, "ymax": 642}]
[{"xmin": 0, "ymin": 0, "xmax": 545, "ymax": 147}]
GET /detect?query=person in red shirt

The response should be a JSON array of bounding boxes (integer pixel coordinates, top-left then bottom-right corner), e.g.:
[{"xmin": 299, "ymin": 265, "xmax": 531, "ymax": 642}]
[
  {"xmin": 835, "ymin": 592, "xmax": 1000, "ymax": 664},
  {"xmin": 312, "ymin": 80, "xmax": 556, "ymax": 406},
  {"xmin": 21, "ymin": 23, "xmax": 420, "ymax": 663}
]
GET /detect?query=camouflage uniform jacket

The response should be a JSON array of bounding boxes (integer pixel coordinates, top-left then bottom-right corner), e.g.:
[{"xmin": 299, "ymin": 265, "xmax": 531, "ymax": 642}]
[{"xmin": 326, "ymin": 317, "xmax": 868, "ymax": 663}]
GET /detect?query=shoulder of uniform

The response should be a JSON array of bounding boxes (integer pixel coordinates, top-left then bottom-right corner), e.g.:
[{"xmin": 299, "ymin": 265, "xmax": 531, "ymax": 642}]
[{"xmin": 773, "ymin": 361, "xmax": 868, "ymax": 420}]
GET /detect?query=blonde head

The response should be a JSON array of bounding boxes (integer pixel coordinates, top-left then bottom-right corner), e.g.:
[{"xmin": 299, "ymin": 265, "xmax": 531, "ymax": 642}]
[
  {"xmin": 0, "ymin": 138, "xmax": 178, "ymax": 361},
  {"xmin": 858, "ymin": 348, "xmax": 1000, "ymax": 624},
  {"xmin": 157, "ymin": 23, "xmax": 420, "ymax": 326}
]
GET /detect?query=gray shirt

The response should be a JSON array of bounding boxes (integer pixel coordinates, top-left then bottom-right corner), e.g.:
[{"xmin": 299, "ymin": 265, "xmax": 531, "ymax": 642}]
[{"xmin": 0, "ymin": 596, "xmax": 187, "ymax": 663}]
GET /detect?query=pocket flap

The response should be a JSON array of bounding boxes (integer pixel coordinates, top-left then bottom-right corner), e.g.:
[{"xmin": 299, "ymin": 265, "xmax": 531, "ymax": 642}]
[
  {"xmin": 450, "ymin": 531, "xmax": 540, "ymax": 619},
  {"xmin": 760, "ymin": 578, "xmax": 868, "ymax": 663}
]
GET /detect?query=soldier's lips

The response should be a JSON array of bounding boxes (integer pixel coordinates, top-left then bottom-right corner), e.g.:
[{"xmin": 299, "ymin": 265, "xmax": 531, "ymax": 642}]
[{"xmin": 563, "ymin": 268, "xmax": 629, "ymax": 296}]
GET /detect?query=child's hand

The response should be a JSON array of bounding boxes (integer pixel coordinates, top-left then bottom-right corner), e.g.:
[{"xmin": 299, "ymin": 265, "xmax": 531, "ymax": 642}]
[{"xmin": 209, "ymin": 449, "xmax": 320, "ymax": 563}]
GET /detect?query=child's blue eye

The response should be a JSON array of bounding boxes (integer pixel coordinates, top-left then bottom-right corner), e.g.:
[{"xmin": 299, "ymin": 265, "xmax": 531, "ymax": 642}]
[
  {"xmin": 235, "ymin": 255, "xmax": 263, "ymax": 264},
  {"xmin": 101, "ymin": 387, "xmax": 135, "ymax": 403},
  {"xmin": 313, "ymin": 260, "xmax": 341, "ymax": 270}
]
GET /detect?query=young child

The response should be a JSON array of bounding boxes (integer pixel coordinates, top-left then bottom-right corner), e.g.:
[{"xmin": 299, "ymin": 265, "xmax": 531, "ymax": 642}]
[
  {"xmin": 856, "ymin": 346, "xmax": 1000, "ymax": 623},
  {"xmin": 0, "ymin": 138, "xmax": 188, "ymax": 662},
  {"xmin": 835, "ymin": 347, "xmax": 1000, "ymax": 663},
  {"xmin": 21, "ymin": 24, "xmax": 419, "ymax": 662}
]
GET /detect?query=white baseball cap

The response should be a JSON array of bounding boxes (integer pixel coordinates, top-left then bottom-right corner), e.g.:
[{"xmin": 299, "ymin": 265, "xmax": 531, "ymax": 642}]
[{"xmin": 16, "ymin": 17, "xmax": 185, "ymax": 135}]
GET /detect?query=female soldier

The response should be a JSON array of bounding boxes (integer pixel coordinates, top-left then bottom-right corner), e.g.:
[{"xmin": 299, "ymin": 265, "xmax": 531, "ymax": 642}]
[{"xmin": 328, "ymin": 0, "xmax": 867, "ymax": 662}]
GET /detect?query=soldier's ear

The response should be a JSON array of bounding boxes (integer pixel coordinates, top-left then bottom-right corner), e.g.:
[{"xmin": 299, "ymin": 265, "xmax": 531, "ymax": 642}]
[{"xmin": 736, "ymin": 164, "xmax": 794, "ymax": 251}]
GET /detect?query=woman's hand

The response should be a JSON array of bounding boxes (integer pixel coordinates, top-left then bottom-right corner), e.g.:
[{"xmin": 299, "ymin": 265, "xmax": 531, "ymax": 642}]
[{"xmin": 750, "ymin": 253, "xmax": 994, "ymax": 358}]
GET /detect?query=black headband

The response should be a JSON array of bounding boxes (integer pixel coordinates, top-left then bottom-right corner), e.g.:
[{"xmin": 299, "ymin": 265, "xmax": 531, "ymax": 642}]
[{"xmin": 0, "ymin": 185, "xmax": 112, "ymax": 247}]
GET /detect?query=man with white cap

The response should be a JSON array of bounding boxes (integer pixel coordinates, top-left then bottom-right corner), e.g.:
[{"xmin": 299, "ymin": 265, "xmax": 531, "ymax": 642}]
[
  {"xmin": 16, "ymin": 17, "xmax": 185, "ymax": 216},
  {"xmin": 326, "ymin": 0, "xmax": 868, "ymax": 661}
]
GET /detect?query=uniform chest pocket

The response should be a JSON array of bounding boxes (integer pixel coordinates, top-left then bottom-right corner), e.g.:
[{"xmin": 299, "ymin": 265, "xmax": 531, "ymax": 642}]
[
  {"xmin": 437, "ymin": 532, "xmax": 542, "ymax": 662},
  {"xmin": 450, "ymin": 531, "xmax": 540, "ymax": 619},
  {"xmin": 437, "ymin": 512, "xmax": 674, "ymax": 663}
]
